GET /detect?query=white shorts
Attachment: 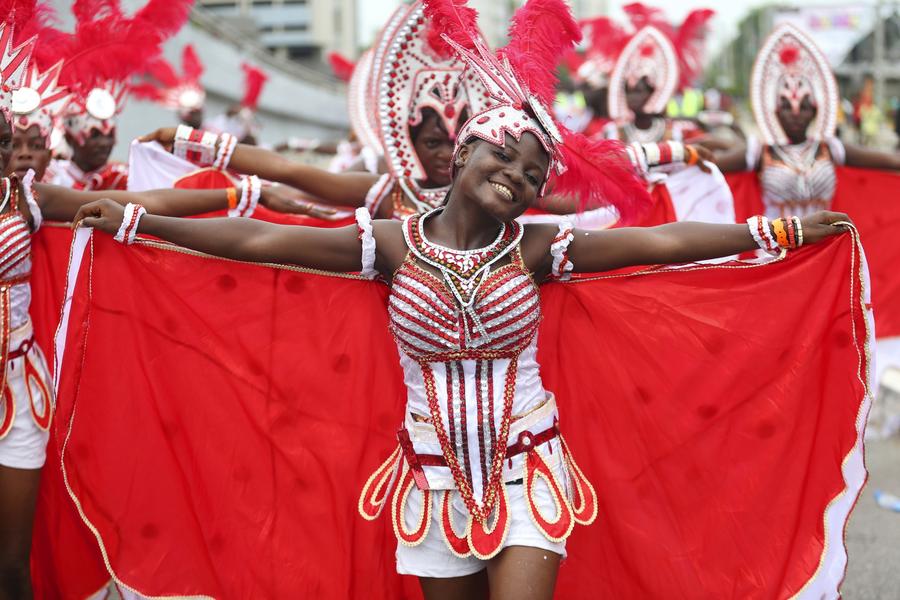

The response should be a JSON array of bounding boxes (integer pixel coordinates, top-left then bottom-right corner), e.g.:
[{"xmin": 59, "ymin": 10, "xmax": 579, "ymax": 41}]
[
  {"xmin": 396, "ymin": 477, "xmax": 567, "ymax": 578},
  {"xmin": 0, "ymin": 320, "xmax": 53, "ymax": 470}
]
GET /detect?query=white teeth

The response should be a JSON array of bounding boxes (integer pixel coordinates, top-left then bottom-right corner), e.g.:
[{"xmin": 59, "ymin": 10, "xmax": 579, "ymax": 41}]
[{"xmin": 490, "ymin": 182, "xmax": 513, "ymax": 201}]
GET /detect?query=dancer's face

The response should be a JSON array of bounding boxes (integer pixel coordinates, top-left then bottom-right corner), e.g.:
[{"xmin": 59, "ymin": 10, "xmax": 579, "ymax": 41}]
[
  {"xmin": 625, "ymin": 77, "xmax": 654, "ymax": 114},
  {"xmin": 9, "ymin": 125, "xmax": 51, "ymax": 180},
  {"xmin": 776, "ymin": 95, "xmax": 817, "ymax": 144},
  {"xmin": 0, "ymin": 118, "xmax": 12, "ymax": 173},
  {"xmin": 454, "ymin": 131, "xmax": 549, "ymax": 223},
  {"xmin": 411, "ymin": 108, "xmax": 459, "ymax": 188},
  {"xmin": 68, "ymin": 127, "xmax": 115, "ymax": 172}
]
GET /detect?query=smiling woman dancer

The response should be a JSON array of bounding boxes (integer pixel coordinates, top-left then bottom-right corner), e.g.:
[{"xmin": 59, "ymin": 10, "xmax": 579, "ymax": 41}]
[{"xmin": 74, "ymin": 2, "xmax": 849, "ymax": 598}]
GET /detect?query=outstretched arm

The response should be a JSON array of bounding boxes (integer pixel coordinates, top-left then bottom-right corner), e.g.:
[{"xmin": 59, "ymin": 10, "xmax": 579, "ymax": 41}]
[
  {"xmin": 74, "ymin": 198, "xmax": 365, "ymax": 272},
  {"xmin": 523, "ymin": 211, "xmax": 848, "ymax": 275},
  {"xmin": 843, "ymin": 143, "xmax": 900, "ymax": 171},
  {"xmin": 140, "ymin": 127, "xmax": 379, "ymax": 207},
  {"xmin": 35, "ymin": 183, "xmax": 237, "ymax": 223}
]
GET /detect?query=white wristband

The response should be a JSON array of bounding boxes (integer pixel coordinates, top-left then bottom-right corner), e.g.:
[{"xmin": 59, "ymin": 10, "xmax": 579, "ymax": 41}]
[
  {"xmin": 669, "ymin": 141, "xmax": 685, "ymax": 163},
  {"xmin": 213, "ymin": 133, "xmax": 237, "ymax": 170},
  {"xmin": 113, "ymin": 203, "xmax": 146, "ymax": 245},
  {"xmin": 173, "ymin": 125, "xmax": 218, "ymax": 166},
  {"xmin": 230, "ymin": 175, "xmax": 261, "ymax": 218}
]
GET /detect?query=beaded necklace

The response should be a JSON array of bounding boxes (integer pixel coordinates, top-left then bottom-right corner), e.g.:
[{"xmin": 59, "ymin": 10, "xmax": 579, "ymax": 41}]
[
  {"xmin": 403, "ymin": 207, "xmax": 523, "ymax": 344},
  {"xmin": 623, "ymin": 117, "xmax": 666, "ymax": 144}
]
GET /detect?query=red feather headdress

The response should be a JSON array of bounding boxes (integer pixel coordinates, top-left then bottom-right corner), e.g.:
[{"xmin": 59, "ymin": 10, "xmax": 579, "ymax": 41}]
[
  {"xmin": 131, "ymin": 44, "xmax": 206, "ymax": 114},
  {"xmin": 33, "ymin": 0, "xmax": 193, "ymax": 139},
  {"xmin": 327, "ymin": 52, "xmax": 355, "ymax": 83},
  {"xmin": 241, "ymin": 63, "xmax": 268, "ymax": 110},
  {"xmin": 427, "ymin": 0, "xmax": 650, "ymax": 220}
]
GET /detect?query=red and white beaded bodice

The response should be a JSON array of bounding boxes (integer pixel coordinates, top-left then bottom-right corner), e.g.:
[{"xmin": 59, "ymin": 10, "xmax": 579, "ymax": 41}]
[
  {"xmin": 0, "ymin": 177, "xmax": 33, "ymax": 330},
  {"xmin": 388, "ymin": 209, "xmax": 546, "ymax": 519},
  {"xmin": 758, "ymin": 138, "xmax": 841, "ymax": 219}
]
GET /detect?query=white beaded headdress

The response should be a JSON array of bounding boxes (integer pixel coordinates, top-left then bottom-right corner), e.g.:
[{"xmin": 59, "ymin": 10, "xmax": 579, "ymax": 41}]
[
  {"xmin": 11, "ymin": 60, "xmax": 68, "ymax": 140},
  {"xmin": 376, "ymin": 1, "xmax": 489, "ymax": 182},
  {"xmin": 607, "ymin": 26, "xmax": 679, "ymax": 122},
  {"xmin": 0, "ymin": 23, "xmax": 35, "ymax": 124},
  {"xmin": 428, "ymin": 0, "xmax": 651, "ymax": 219},
  {"xmin": 62, "ymin": 81, "xmax": 127, "ymax": 143},
  {"xmin": 750, "ymin": 23, "xmax": 838, "ymax": 146}
]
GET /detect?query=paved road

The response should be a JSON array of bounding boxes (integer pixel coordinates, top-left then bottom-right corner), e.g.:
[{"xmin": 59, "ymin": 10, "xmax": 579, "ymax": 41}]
[{"xmin": 842, "ymin": 437, "xmax": 900, "ymax": 598}]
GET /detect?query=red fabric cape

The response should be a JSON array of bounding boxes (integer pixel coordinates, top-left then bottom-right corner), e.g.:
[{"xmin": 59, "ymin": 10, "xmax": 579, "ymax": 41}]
[
  {"xmin": 32, "ymin": 229, "xmax": 870, "ymax": 598},
  {"xmin": 726, "ymin": 167, "xmax": 900, "ymax": 338}
]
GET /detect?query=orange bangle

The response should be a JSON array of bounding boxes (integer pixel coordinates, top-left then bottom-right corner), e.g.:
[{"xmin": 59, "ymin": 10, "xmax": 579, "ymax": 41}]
[
  {"xmin": 226, "ymin": 187, "xmax": 238, "ymax": 210},
  {"xmin": 772, "ymin": 218, "xmax": 789, "ymax": 248},
  {"xmin": 685, "ymin": 145, "xmax": 699, "ymax": 166}
]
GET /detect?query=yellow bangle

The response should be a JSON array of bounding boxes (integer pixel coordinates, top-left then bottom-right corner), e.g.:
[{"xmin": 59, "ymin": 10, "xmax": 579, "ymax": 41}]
[{"xmin": 772, "ymin": 218, "xmax": 789, "ymax": 248}]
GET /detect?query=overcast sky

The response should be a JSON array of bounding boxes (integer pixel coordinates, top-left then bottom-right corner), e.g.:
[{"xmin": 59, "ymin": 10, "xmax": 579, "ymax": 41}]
[{"xmin": 359, "ymin": 0, "xmax": 883, "ymax": 54}]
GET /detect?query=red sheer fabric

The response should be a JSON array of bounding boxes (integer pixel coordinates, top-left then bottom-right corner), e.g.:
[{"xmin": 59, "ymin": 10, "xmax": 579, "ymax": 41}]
[
  {"xmin": 35, "ymin": 230, "xmax": 869, "ymax": 598},
  {"xmin": 726, "ymin": 167, "xmax": 900, "ymax": 338}
]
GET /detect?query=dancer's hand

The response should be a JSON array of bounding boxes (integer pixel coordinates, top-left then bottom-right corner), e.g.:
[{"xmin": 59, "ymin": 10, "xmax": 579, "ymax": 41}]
[
  {"xmin": 73, "ymin": 198, "xmax": 125, "ymax": 235},
  {"xmin": 138, "ymin": 127, "xmax": 178, "ymax": 152},
  {"xmin": 688, "ymin": 144, "xmax": 715, "ymax": 173},
  {"xmin": 261, "ymin": 185, "xmax": 339, "ymax": 219},
  {"xmin": 799, "ymin": 211, "xmax": 852, "ymax": 245}
]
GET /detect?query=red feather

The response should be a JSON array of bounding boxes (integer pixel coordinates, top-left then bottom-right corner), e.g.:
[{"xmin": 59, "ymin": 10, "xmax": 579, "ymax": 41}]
[
  {"xmin": 241, "ymin": 63, "xmax": 268, "ymax": 109},
  {"xmin": 38, "ymin": 0, "xmax": 193, "ymax": 93},
  {"xmin": 423, "ymin": 0, "xmax": 479, "ymax": 57},
  {"xmin": 147, "ymin": 57, "xmax": 179, "ymax": 88},
  {"xmin": 500, "ymin": 0, "xmax": 582, "ymax": 107},
  {"xmin": 326, "ymin": 51, "xmax": 355, "ymax": 82},
  {"xmin": 181, "ymin": 44, "xmax": 203, "ymax": 81},
  {"xmin": 554, "ymin": 127, "xmax": 651, "ymax": 222},
  {"xmin": 582, "ymin": 16, "xmax": 630, "ymax": 63},
  {"xmin": 673, "ymin": 8, "xmax": 714, "ymax": 87},
  {"xmin": 128, "ymin": 81, "xmax": 163, "ymax": 102}
]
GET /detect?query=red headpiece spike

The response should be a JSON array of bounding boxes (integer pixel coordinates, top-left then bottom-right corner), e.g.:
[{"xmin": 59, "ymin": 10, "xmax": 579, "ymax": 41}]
[
  {"xmin": 499, "ymin": 0, "xmax": 581, "ymax": 108},
  {"xmin": 327, "ymin": 51, "xmax": 355, "ymax": 83},
  {"xmin": 241, "ymin": 63, "xmax": 268, "ymax": 110},
  {"xmin": 181, "ymin": 44, "xmax": 204, "ymax": 82}
]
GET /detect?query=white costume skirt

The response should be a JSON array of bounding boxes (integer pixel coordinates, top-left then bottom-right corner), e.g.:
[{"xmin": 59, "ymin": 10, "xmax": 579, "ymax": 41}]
[
  {"xmin": 396, "ymin": 469, "xmax": 568, "ymax": 578},
  {"xmin": 0, "ymin": 319, "xmax": 54, "ymax": 469}
]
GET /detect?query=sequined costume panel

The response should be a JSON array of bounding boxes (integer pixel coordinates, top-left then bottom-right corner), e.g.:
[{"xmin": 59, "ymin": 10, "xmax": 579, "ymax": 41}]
[{"xmin": 757, "ymin": 137, "xmax": 843, "ymax": 219}]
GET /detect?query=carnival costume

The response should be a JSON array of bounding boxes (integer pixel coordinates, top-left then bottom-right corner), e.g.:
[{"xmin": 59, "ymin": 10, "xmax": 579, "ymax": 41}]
[
  {"xmin": 24, "ymin": 1, "xmax": 874, "ymax": 599},
  {"xmin": 725, "ymin": 22, "xmax": 900, "ymax": 397},
  {"xmin": 0, "ymin": 23, "xmax": 55, "ymax": 471}
]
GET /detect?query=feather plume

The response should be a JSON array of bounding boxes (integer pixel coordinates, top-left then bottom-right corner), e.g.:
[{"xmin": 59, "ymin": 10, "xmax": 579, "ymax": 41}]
[
  {"xmin": 673, "ymin": 9, "xmax": 714, "ymax": 87},
  {"xmin": 422, "ymin": 0, "xmax": 479, "ymax": 57},
  {"xmin": 554, "ymin": 127, "xmax": 651, "ymax": 222},
  {"xmin": 147, "ymin": 57, "xmax": 179, "ymax": 88},
  {"xmin": 181, "ymin": 44, "xmax": 203, "ymax": 81},
  {"xmin": 127, "ymin": 81, "xmax": 163, "ymax": 101},
  {"xmin": 241, "ymin": 63, "xmax": 268, "ymax": 109},
  {"xmin": 583, "ymin": 16, "xmax": 630, "ymax": 63},
  {"xmin": 326, "ymin": 51, "xmax": 355, "ymax": 82},
  {"xmin": 39, "ymin": 0, "xmax": 193, "ymax": 93},
  {"xmin": 500, "ymin": 0, "xmax": 581, "ymax": 107}
]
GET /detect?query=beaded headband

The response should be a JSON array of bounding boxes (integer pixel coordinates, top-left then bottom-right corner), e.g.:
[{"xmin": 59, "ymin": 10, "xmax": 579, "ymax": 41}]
[
  {"xmin": 447, "ymin": 36, "xmax": 564, "ymax": 193},
  {"xmin": 376, "ymin": 1, "xmax": 489, "ymax": 182},
  {"xmin": 431, "ymin": 0, "xmax": 650, "ymax": 220},
  {"xmin": 0, "ymin": 24, "xmax": 35, "ymax": 125},
  {"xmin": 346, "ymin": 49, "xmax": 382, "ymax": 153},
  {"xmin": 607, "ymin": 26, "xmax": 679, "ymax": 121},
  {"xmin": 12, "ymin": 61, "xmax": 69, "ymax": 141},
  {"xmin": 62, "ymin": 81, "xmax": 127, "ymax": 143},
  {"xmin": 750, "ymin": 23, "xmax": 838, "ymax": 145}
]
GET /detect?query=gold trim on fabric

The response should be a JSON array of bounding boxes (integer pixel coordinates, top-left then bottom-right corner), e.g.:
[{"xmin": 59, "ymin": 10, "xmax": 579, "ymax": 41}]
[
  {"xmin": 788, "ymin": 224, "xmax": 873, "ymax": 599},
  {"xmin": 59, "ymin": 237, "xmax": 214, "ymax": 600}
]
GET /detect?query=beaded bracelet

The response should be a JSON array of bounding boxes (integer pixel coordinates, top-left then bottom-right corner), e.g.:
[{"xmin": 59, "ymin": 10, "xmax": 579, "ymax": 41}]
[
  {"xmin": 643, "ymin": 143, "xmax": 661, "ymax": 166},
  {"xmin": 792, "ymin": 216, "xmax": 804, "ymax": 247},
  {"xmin": 226, "ymin": 187, "xmax": 238, "ymax": 211},
  {"xmin": 685, "ymin": 145, "xmax": 699, "ymax": 166},
  {"xmin": 785, "ymin": 216, "xmax": 797, "ymax": 248},
  {"xmin": 747, "ymin": 216, "xmax": 778, "ymax": 254},
  {"xmin": 229, "ymin": 175, "xmax": 261, "ymax": 217},
  {"xmin": 113, "ymin": 203, "xmax": 146, "ymax": 245},
  {"xmin": 626, "ymin": 142, "xmax": 649, "ymax": 175},
  {"xmin": 213, "ymin": 133, "xmax": 237, "ymax": 171},
  {"xmin": 772, "ymin": 218, "xmax": 789, "ymax": 248},
  {"xmin": 173, "ymin": 125, "xmax": 218, "ymax": 166}
]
